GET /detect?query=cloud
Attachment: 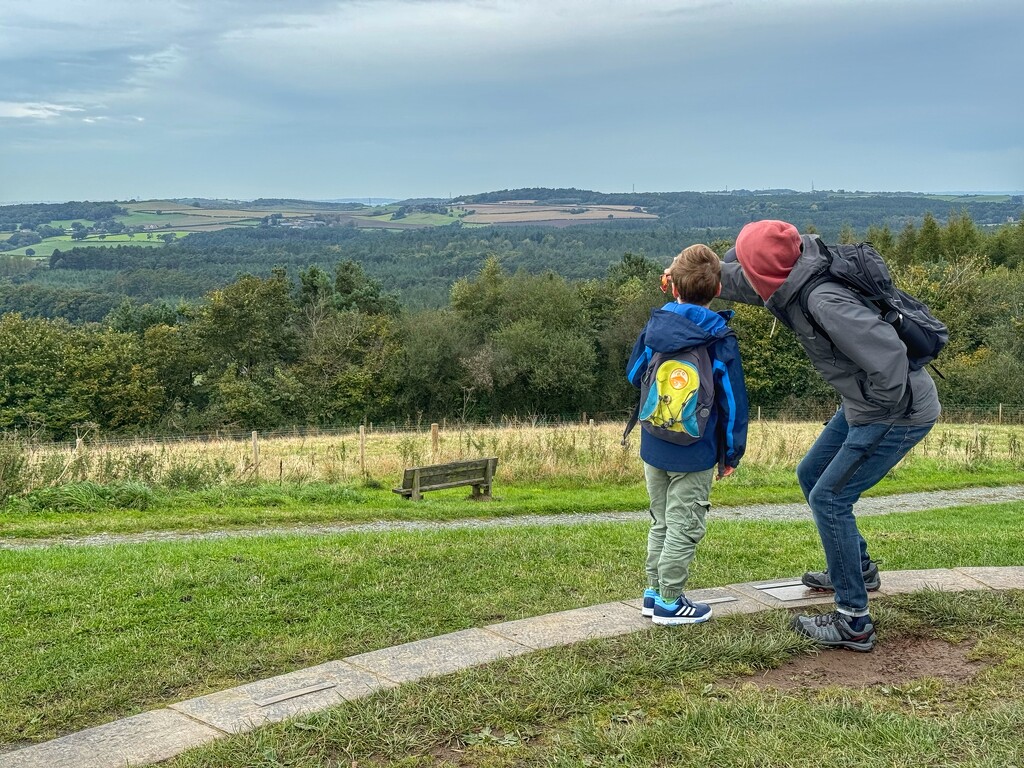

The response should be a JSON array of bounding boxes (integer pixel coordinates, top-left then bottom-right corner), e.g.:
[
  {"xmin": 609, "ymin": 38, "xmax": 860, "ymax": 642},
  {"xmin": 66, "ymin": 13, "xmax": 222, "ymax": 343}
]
[
  {"xmin": 0, "ymin": 101, "xmax": 83, "ymax": 120},
  {"xmin": 1, "ymin": 0, "xmax": 1021, "ymax": 200}
]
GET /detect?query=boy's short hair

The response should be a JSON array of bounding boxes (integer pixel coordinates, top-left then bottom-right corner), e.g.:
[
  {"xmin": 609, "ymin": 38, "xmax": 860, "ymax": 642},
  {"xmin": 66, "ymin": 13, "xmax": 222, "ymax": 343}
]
[{"xmin": 670, "ymin": 244, "xmax": 721, "ymax": 305}]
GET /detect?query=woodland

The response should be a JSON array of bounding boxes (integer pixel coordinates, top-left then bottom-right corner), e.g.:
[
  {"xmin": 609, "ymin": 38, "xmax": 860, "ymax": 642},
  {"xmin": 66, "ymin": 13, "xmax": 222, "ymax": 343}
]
[{"xmin": 0, "ymin": 192, "xmax": 1022, "ymax": 437}]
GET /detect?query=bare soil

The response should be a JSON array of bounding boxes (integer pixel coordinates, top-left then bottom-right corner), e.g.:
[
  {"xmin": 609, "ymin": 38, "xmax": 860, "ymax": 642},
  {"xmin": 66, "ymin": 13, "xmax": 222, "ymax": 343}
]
[{"xmin": 740, "ymin": 637, "xmax": 985, "ymax": 690}]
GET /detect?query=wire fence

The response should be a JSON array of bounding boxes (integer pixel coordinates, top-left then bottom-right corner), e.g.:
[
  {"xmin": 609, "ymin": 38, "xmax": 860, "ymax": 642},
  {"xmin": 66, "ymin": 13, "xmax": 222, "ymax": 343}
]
[
  {"xmin": 2, "ymin": 403, "xmax": 1020, "ymax": 496},
  {"xmin": 11, "ymin": 402, "xmax": 1024, "ymax": 453}
]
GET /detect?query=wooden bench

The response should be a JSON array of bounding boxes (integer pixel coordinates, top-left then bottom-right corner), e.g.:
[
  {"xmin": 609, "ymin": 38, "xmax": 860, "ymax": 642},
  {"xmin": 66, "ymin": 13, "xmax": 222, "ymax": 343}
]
[{"xmin": 392, "ymin": 457, "xmax": 498, "ymax": 500}]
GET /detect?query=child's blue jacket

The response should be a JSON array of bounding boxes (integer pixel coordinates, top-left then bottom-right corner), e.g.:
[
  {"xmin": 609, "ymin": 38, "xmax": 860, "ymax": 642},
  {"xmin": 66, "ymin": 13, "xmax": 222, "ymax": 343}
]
[{"xmin": 626, "ymin": 302, "xmax": 749, "ymax": 473}]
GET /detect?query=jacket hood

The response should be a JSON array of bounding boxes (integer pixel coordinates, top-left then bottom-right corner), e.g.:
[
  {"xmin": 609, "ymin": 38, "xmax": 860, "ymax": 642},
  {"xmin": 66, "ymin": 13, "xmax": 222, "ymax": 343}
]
[
  {"xmin": 766, "ymin": 235, "xmax": 830, "ymax": 312},
  {"xmin": 643, "ymin": 302, "xmax": 732, "ymax": 353}
]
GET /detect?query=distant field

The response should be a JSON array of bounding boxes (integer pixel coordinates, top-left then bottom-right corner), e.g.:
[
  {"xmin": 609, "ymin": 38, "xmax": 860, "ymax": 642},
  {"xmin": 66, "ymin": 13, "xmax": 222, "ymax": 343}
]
[
  {"xmin": 3, "ymin": 201, "xmax": 663, "ymax": 253},
  {"xmin": 4, "ymin": 232, "xmax": 190, "ymax": 258},
  {"xmin": 375, "ymin": 211, "xmax": 458, "ymax": 226},
  {"xmin": 456, "ymin": 203, "xmax": 657, "ymax": 224},
  {"xmin": 924, "ymin": 194, "xmax": 1012, "ymax": 203}
]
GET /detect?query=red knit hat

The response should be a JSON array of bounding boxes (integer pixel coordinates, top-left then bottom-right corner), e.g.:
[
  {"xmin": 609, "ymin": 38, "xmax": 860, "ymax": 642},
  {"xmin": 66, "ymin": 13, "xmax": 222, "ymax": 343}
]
[{"xmin": 734, "ymin": 220, "xmax": 802, "ymax": 301}]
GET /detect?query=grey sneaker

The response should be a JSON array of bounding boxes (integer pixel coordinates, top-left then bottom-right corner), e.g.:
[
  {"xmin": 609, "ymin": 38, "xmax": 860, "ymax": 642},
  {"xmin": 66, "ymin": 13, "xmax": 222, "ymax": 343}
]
[
  {"xmin": 791, "ymin": 611, "xmax": 876, "ymax": 652},
  {"xmin": 801, "ymin": 560, "xmax": 881, "ymax": 592}
]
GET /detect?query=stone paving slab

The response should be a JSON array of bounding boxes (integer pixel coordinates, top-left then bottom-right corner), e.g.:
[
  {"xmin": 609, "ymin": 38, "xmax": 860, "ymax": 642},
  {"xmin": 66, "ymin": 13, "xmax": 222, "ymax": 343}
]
[
  {"xmin": 170, "ymin": 660, "xmax": 388, "ymax": 735},
  {"xmin": 345, "ymin": 628, "xmax": 531, "ymax": 684},
  {"xmin": 487, "ymin": 601, "xmax": 651, "ymax": 649},
  {"xmin": 954, "ymin": 566, "xmax": 1024, "ymax": 590},
  {"xmin": 729, "ymin": 579, "xmax": 835, "ymax": 610},
  {"xmin": 875, "ymin": 568, "xmax": 989, "ymax": 596},
  {"xmin": 684, "ymin": 586, "xmax": 772, "ymax": 616},
  {"xmin": 621, "ymin": 589, "xmax": 751, "ymax": 619},
  {"xmin": 0, "ymin": 709, "xmax": 221, "ymax": 768}
]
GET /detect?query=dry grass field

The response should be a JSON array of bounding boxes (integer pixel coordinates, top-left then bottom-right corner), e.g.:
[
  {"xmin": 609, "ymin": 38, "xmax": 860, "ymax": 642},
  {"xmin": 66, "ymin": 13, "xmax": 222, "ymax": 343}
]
[
  {"xmin": 455, "ymin": 202, "xmax": 657, "ymax": 224},
  {"xmin": 11, "ymin": 419, "xmax": 1020, "ymax": 492}
]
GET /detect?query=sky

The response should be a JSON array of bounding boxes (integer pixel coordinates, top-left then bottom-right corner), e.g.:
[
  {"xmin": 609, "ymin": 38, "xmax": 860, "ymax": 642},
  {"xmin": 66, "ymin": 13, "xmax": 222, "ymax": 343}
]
[{"xmin": 1, "ymin": 0, "xmax": 1022, "ymax": 202}]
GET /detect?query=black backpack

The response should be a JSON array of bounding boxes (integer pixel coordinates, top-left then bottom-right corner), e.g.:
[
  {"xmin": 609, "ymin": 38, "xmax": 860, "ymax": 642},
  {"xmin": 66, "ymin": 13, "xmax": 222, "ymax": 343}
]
[{"xmin": 798, "ymin": 239, "xmax": 948, "ymax": 371}]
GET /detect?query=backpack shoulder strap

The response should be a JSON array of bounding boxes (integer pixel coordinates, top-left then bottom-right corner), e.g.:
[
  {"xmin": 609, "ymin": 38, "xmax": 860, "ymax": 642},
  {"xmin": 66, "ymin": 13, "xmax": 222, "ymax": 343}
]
[
  {"xmin": 622, "ymin": 399, "xmax": 640, "ymax": 445},
  {"xmin": 797, "ymin": 274, "xmax": 837, "ymax": 344}
]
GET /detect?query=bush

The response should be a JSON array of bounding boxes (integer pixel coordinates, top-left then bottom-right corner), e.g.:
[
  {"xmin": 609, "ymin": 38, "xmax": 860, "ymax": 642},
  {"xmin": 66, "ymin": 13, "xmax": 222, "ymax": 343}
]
[
  {"xmin": 18, "ymin": 480, "xmax": 155, "ymax": 514},
  {"xmin": 161, "ymin": 457, "xmax": 233, "ymax": 491},
  {"xmin": 0, "ymin": 434, "xmax": 27, "ymax": 504}
]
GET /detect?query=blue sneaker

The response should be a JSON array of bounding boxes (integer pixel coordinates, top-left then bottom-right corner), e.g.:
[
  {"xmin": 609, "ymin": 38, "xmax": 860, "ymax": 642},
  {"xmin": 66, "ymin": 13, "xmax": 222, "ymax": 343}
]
[
  {"xmin": 642, "ymin": 588, "xmax": 659, "ymax": 617},
  {"xmin": 652, "ymin": 594, "xmax": 712, "ymax": 626}
]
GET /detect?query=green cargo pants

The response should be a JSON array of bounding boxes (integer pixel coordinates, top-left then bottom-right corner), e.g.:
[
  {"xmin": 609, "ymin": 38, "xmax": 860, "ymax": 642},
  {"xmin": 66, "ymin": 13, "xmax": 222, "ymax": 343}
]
[{"xmin": 644, "ymin": 462, "xmax": 714, "ymax": 602}]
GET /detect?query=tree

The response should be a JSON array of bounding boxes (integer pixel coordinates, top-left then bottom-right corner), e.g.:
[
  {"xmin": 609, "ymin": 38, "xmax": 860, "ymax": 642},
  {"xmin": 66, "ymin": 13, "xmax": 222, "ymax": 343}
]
[
  {"xmin": 293, "ymin": 309, "xmax": 400, "ymax": 424},
  {"xmin": 915, "ymin": 213, "xmax": 942, "ymax": 263},
  {"xmin": 0, "ymin": 314, "xmax": 164, "ymax": 436},
  {"xmin": 490, "ymin": 318, "xmax": 597, "ymax": 414},
  {"xmin": 865, "ymin": 224, "xmax": 895, "ymax": 257},
  {"xmin": 193, "ymin": 269, "xmax": 298, "ymax": 375}
]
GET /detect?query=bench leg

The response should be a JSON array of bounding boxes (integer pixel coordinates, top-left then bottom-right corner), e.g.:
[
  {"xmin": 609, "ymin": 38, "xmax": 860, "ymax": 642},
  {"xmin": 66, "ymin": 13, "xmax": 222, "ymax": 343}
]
[
  {"xmin": 471, "ymin": 483, "xmax": 481, "ymax": 498},
  {"xmin": 412, "ymin": 469, "xmax": 422, "ymax": 501}
]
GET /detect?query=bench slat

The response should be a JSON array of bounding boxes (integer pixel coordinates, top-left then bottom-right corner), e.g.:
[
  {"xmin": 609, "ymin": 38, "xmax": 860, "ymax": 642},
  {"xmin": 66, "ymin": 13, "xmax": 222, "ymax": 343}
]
[{"xmin": 405, "ymin": 466, "xmax": 489, "ymax": 484}]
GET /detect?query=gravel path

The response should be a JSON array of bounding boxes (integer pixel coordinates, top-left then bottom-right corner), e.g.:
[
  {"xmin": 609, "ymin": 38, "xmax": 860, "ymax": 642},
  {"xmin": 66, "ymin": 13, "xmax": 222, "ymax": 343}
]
[{"xmin": 2, "ymin": 485, "xmax": 1022, "ymax": 551}]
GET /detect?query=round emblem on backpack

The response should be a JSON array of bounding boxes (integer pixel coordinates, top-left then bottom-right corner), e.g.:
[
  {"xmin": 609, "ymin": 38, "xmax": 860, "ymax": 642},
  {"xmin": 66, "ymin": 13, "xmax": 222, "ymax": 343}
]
[{"xmin": 669, "ymin": 368, "xmax": 689, "ymax": 389}]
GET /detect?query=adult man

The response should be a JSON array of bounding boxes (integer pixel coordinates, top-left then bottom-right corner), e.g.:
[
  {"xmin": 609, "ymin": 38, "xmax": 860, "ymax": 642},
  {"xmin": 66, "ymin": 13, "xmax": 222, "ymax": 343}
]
[{"xmin": 720, "ymin": 220, "xmax": 939, "ymax": 651}]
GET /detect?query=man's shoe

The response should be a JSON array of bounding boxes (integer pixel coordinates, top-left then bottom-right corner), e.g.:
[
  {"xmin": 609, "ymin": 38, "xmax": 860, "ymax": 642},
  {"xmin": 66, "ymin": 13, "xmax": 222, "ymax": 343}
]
[
  {"xmin": 801, "ymin": 560, "xmax": 881, "ymax": 592},
  {"xmin": 651, "ymin": 594, "xmax": 712, "ymax": 626},
  {"xmin": 642, "ymin": 588, "xmax": 659, "ymax": 617},
  {"xmin": 791, "ymin": 611, "xmax": 876, "ymax": 652}
]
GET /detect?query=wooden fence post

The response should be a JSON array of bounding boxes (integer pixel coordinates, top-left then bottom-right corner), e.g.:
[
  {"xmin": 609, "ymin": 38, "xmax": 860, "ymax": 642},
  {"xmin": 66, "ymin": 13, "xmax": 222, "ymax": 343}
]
[
  {"xmin": 359, "ymin": 425, "xmax": 366, "ymax": 478},
  {"xmin": 998, "ymin": 403, "xmax": 1003, "ymax": 425},
  {"xmin": 431, "ymin": 423, "xmax": 440, "ymax": 461},
  {"xmin": 251, "ymin": 431, "xmax": 259, "ymax": 476}
]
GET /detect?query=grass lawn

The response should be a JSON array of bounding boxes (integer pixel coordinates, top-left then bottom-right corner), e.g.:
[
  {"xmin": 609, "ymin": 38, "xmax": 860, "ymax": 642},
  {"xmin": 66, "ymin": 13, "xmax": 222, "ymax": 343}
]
[
  {"xmin": 167, "ymin": 589, "xmax": 1024, "ymax": 768},
  {"xmin": 1, "ymin": 501, "xmax": 1023, "ymax": 747},
  {"xmin": 1, "ymin": 459, "xmax": 1020, "ymax": 539}
]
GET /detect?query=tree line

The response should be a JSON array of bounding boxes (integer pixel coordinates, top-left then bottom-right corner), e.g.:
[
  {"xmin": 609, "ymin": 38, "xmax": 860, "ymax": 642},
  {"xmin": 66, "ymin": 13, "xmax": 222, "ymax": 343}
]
[{"xmin": 1, "ymin": 212, "xmax": 1022, "ymax": 439}]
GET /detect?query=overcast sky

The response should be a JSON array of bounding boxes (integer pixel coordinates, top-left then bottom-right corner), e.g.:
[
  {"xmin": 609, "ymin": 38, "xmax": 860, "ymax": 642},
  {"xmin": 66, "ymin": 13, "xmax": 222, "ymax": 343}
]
[{"xmin": 1, "ymin": 0, "xmax": 1022, "ymax": 202}]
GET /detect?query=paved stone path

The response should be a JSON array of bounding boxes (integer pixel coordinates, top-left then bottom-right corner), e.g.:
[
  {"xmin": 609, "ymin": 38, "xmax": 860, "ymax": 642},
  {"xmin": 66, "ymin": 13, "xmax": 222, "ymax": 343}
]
[
  {"xmin": 3, "ymin": 484, "xmax": 1023, "ymax": 551},
  {"xmin": 4, "ymin": 565, "xmax": 1024, "ymax": 768}
]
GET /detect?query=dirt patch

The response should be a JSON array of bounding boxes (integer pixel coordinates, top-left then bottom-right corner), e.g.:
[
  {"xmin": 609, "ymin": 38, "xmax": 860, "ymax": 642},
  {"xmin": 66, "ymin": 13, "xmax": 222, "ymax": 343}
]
[{"xmin": 739, "ymin": 638, "xmax": 986, "ymax": 691}]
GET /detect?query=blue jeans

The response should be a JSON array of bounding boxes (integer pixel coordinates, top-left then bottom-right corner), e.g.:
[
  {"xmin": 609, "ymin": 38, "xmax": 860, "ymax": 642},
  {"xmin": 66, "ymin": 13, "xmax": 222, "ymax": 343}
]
[{"xmin": 796, "ymin": 408, "xmax": 933, "ymax": 616}]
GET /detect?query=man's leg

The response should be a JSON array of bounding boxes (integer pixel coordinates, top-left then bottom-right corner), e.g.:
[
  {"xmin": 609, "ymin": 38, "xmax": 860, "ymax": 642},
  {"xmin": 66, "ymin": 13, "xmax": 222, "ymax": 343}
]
[
  {"xmin": 805, "ymin": 421, "xmax": 934, "ymax": 616},
  {"xmin": 797, "ymin": 409, "xmax": 869, "ymax": 577}
]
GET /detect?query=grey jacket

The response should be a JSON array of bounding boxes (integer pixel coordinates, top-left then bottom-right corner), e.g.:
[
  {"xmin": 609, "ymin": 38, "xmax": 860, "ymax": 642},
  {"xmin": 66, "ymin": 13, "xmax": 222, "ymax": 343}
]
[{"xmin": 721, "ymin": 235, "xmax": 939, "ymax": 426}]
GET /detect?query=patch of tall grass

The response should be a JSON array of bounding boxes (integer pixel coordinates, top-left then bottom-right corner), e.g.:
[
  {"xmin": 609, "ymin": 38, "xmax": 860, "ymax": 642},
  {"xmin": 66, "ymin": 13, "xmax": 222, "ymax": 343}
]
[{"xmin": 0, "ymin": 421, "xmax": 1020, "ymax": 510}]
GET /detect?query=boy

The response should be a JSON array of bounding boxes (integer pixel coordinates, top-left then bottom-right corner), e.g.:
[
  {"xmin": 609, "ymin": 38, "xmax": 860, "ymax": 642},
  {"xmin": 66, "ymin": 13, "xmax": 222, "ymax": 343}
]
[{"xmin": 626, "ymin": 244, "xmax": 748, "ymax": 626}]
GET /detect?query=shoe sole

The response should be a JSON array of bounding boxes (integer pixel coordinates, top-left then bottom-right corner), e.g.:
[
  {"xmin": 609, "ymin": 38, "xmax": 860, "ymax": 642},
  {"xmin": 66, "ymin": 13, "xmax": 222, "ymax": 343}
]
[
  {"xmin": 802, "ymin": 579, "xmax": 882, "ymax": 593},
  {"xmin": 808, "ymin": 633, "xmax": 876, "ymax": 652},
  {"xmin": 651, "ymin": 610, "xmax": 713, "ymax": 626},
  {"xmin": 641, "ymin": 608, "xmax": 654, "ymax": 617}
]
